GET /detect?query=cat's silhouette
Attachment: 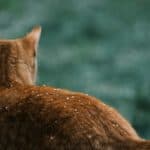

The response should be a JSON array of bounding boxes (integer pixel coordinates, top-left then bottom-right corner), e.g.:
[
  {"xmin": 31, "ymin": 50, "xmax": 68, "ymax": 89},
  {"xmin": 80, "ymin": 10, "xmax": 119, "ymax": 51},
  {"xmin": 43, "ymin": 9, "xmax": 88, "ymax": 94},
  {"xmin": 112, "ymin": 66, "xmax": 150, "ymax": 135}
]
[{"xmin": 0, "ymin": 26, "xmax": 149, "ymax": 150}]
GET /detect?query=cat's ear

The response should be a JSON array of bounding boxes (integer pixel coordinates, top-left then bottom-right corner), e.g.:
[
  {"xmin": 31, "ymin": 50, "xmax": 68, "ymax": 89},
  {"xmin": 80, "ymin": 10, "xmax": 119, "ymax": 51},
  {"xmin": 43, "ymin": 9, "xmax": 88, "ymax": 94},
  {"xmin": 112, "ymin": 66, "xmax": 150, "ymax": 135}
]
[{"xmin": 23, "ymin": 26, "xmax": 42, "ymax": 50}]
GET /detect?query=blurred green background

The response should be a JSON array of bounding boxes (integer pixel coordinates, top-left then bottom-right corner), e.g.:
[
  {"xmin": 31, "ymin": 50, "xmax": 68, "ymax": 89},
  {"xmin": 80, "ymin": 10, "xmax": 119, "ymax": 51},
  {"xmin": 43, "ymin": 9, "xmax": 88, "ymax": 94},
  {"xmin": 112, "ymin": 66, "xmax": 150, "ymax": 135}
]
[{"xmin": 0, "ymin": 0, "xmax": 150, "ymax": 138}]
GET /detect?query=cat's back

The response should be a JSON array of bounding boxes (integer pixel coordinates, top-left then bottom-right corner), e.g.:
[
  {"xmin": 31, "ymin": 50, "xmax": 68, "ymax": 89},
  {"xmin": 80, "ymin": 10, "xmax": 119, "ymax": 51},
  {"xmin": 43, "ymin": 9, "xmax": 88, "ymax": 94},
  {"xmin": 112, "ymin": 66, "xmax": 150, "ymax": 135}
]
[{"xmin": 0, "ymin": 85, "xmax": 140, "ymax": 150}]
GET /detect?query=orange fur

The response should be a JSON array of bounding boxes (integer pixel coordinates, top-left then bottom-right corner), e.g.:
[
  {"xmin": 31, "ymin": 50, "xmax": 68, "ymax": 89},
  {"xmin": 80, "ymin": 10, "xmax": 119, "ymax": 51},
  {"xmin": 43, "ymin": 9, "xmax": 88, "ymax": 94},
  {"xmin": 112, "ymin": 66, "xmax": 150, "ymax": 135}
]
[{"xmin": 0, "ymin": 26, "xmax": 149, "ymax": 150}]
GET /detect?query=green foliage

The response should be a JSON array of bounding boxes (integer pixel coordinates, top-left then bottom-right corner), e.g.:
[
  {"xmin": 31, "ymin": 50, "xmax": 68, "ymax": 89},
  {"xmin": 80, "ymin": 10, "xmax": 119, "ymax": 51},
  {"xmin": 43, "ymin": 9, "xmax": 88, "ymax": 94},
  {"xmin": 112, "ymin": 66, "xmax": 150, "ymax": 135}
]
[{"xmin": 132, "ymin": 88, "xmax": 150, "ymax": 139}]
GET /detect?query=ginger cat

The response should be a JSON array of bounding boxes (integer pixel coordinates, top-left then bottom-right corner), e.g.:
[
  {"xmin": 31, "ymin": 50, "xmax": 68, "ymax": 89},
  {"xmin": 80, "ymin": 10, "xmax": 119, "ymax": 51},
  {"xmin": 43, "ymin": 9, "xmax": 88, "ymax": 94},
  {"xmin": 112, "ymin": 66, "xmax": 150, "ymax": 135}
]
[{"xmin": 0, "ymin": 26, "xmax": 150, "ymax": 150}]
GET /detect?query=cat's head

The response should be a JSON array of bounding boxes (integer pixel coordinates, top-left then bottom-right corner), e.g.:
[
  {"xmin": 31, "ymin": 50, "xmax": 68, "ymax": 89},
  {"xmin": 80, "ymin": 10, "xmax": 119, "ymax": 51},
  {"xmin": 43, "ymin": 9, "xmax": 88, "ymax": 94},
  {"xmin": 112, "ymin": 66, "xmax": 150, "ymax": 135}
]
[{"xmin": 0, "ymin": 26, "xmax": 41, "ymax": 87}]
